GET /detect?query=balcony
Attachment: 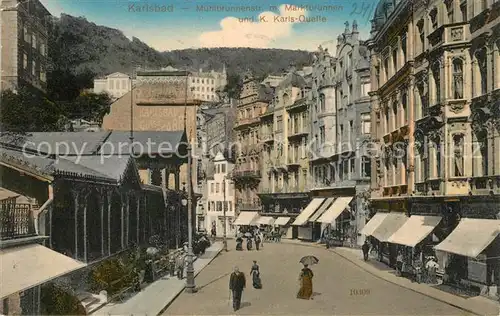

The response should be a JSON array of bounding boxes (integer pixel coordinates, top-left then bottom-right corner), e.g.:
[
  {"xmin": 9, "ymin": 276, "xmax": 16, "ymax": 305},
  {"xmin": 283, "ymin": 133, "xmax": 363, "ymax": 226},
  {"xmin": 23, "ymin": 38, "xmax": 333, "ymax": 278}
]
[
  {"xmin": 261, "ymin": 133, "xmax": 274, "ymax": 144},
  {"xmin": 469, "ymin": 176, "xmax": 500, "ymax": 195},
  {"xmin": 1, "ymin": 202, "xmax": 36, "ymax": 240},
  {"xmin": 235, "ymin": 117, "xmax": 260, "ymax": 129},
  {"xmin": 286, "ymin": 98, "xmax": 308, "ymax": 112},
  {"xmin": 233, "ymin": 169, "xmax": 261, "ymax": 179},
  {"xmin": 287, "ymin": 154, "xmax": 300, "ymax": 167},
  {"xmin": 427, "ymin": 23, "xmax": 470, "ymax": 52},
  {"xmin": 288, "ymin": 125, "xmax": 309, "ymax": 140},
  {"xmin": 237, "ymin": 199, "xmax": 262, "ymax": 211}
]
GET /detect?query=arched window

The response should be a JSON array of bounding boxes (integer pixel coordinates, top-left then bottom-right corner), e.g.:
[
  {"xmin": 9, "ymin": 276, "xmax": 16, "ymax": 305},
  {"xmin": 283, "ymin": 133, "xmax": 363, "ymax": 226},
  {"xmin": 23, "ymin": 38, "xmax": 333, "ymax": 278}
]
[
  {"xmin": 476, "ymin": 48, "xmax": 487, "ymax": 95},
  {"xmin": 452, "ymin": 58, "xmax": 464, "ymax": 99},
  {"xmin": 432, "ymin": 61, "xmax": 441, "ymax": 104},
  {"xmin": 319, "ymin": 94, "xmax": 325, "ymax": 111}
]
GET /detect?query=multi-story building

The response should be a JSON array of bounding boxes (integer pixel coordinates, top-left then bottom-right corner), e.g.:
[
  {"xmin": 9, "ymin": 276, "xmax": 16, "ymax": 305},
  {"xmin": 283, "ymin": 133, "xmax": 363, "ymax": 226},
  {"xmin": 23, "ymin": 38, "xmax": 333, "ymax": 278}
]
[
  {"xmin": 196, "ymin": 99, "xmax": 236, "ymax": 231},
  {"xmin": 93, "ymin": 72, "xmax": 133, "ymax": 99},
  {"xmin": 299, "ymin": 23, "xmax": 371, "ymax": 245},
  {"xmin": 233, "ymin": 72, "xmax": 272, "ymax": 216},
  {"xmin": 205, "ymin": 152, "xmax": 236, "ymax": 237},
  {"xmin": 259, "ymin": 69, "xmax": 311, "ymax": 238},
  {"xmin": 94, "ymin": 65, "xmax": 227, "ymax": 102},
  {"xmin": 0, "ymin": 0, "xmax": 51, "ymax": 93},
  {"xmin": 364, "ymin": 0, "xmax": 500, "ymax": 295}
]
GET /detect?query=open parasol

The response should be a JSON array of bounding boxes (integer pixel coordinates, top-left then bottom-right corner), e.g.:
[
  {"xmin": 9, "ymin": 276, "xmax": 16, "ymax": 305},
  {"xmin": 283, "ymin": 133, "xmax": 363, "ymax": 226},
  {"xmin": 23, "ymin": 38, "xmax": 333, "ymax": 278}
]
[
  {"xmin": 244, "ymin": 232, "xmax": 253, "ymax": 238},
  {"xmin": 299, "ymin": 255, "xmax": 319, "ymax": 266}
]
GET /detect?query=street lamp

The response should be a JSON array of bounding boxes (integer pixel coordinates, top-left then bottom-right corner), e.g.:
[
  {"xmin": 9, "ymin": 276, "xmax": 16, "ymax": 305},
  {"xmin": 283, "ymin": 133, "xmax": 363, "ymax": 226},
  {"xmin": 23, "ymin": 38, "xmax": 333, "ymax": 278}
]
[{"xmin": 185, "ymin": 143, "xmax": 197, "ymax": 293}]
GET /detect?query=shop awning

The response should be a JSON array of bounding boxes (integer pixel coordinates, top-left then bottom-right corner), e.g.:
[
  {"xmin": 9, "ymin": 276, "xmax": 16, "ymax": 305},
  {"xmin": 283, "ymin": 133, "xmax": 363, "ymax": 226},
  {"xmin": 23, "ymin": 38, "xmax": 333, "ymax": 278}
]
[
  {"xmin": 371, "ymin": 213, "xmax": 408, "ymax": 242},
  {"xmin": 317, "ymin": 197, "xmax": 353, "ymax": 224},
  {"xmin": 387, "ymin": 215, "xmax": 442, "ymax": 247},
  {"xmin": 359, "ymin": 212, "xmax": 388, "ymax": 236},
  {"xmin": 308, "ymin": 197, "xmax": 335, "ymax": 222},
  {"xmin": 274, "ymin": 217, "xmax": 290, "ymax": 226},
  {"xmin": 291, "ymin": 198, "xmax": 325, "ymax": 226},
  {"xmin": 233, "ymin": 211, "xmax": 259, "ymax": 226},
  {"xmin": 256, "ymin": 216, "xmax": 275, "ymax": 226},
  {"xmin": 0, "ymin": 244, "xmax": 86, "ymax": 299},
  {"xmin": 434, "ymin": 218, "xmax": 500, "ymax": 258}
]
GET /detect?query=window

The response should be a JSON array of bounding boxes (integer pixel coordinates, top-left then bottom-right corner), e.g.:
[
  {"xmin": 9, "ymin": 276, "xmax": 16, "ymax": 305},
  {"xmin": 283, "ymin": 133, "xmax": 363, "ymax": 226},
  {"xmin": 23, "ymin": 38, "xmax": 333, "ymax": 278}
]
[
  {"xmin": 361, "ymin": 113, "xmax": 371, "ymax": 134},
  {"xmin": 430, "ymin": 8, "xmax": 438, "ymax": 29},
  {"xmin": 221, "ymin": 163, "xmax": 226, "ymax": 173},
  {"xmin": 476, "ymin": 49, "xmax": 487, "ymax": 95},
  {"xmin": 392, "ymin": 102, "xmax": 398, "ymax": 130},
  {"xmin": 216, "ymin": 183, "xmax": 220, "ymax": 193},
  {"xmin": 432, "ymin": 62, "xmax": 441, "ymax": 103},
  {"xmin": 40, "ymin": 67, "xmax": 46, "ymax": 82},
  {"xmin": 211, "ymin": 79, "xmax": 214, "ymax": 84},
  {"xmin": 401, "ymin": 34, "xmax": 407, "ymax": 63},
  {"xmin": 319, "ymin": 126, "xmax": 325, "ymax": 144},
  {"xmin": 31, "ymin": 61, "xmax": 36, "ymax": 76},
  {"xmin": 210, "ymin": 183, "xmax": 214, "ymax": 193},
  {"xmin": 23, "ymin": 54, "xmax": 28, "ymax": 69},
  {"xmin": 362, "ymin": 156, "xmax": 371, "ymax": 177},
  {"xmin": 447, "ymin": 0, "xmax": 454, "ymax": 23},
  {"xmin": 276, "ymin": 115, "xmax": 283, "ymax": 132},
  {"xmin": 418, "ymin": 20, "xmax": 425, "ymax": 53},
  {"xmin": 453, "ymin": 134, "xmax": 464, "ymax": 177},
  {"xmin": 32, "ymin": 34, "xmax": 36, "ymax": 49},
  {"xmin": 384, "ymin": 57, "xmax": 389, "ymax": 81},
  {"xmin": 202, "ymin": 79, "xmax": 204, "ymax": 84},
  {"xmin": 460, "ymin": 1, "xmax": 467, "ymax": 22},
  {"xmin": 452, "ymin": 58, "xmax": 464, "ymax": 99},
  {"xmin": 319, "ymin": 94, "xmax": 325, "ymax": 111},
  {"xmin": 24, "ymin": 27, "xmax": 29, "ymax": 42},
  {"xmin": 392, "ymin": 48, "xmax": 398, "ymax": 73},
  {"xmin": 40, "ymin": 42, "xmax": 46, "ymax": 56},
  {"xmin": 402, "ymin": 92, "xmax": 408, "ymax": 124},
  {"xmin": 349, "ymin": 120, "xmax": 353, "ymax": 142}
]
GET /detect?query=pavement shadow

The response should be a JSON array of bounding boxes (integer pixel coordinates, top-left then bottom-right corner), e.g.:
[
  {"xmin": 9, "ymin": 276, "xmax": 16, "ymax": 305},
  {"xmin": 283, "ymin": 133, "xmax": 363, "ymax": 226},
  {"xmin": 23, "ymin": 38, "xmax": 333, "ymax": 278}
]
[
  {"xmin": 240, "ymin": 302, "xmax": 251, "ymax": 309},
  {"xmin": 312, "ymin": 292, "xmax": 321, "ymax": 297},
  {"xmin": 196, "ymin": 272, "xmax": 231, "ymax": 291}
]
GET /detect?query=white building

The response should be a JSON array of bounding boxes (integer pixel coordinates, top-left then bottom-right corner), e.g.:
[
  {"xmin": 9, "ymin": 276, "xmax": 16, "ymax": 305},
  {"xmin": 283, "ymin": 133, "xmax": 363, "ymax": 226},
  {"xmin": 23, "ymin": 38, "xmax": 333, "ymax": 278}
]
[
  {"xmin": 93, "ymin": 72, "xmax": 133, "ymax": 99},
  {"xmin": 204, "ymin": 152, "xmax": 236, "ymax": 237},
  {"xmin": 188, "ymin": 66, "xmax": 227, "ymax": 102}
]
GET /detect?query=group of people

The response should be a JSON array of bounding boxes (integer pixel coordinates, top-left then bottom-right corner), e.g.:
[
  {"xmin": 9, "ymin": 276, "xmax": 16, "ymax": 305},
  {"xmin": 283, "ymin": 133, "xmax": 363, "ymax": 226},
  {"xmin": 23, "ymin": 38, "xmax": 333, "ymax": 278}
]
[
  {"xmin": 235, "ymin": 228, "xmax": 264, "ymax": 251},
  {"xmin": 228, "ymin": 262, "xmax": 315, "ymax": 311}
]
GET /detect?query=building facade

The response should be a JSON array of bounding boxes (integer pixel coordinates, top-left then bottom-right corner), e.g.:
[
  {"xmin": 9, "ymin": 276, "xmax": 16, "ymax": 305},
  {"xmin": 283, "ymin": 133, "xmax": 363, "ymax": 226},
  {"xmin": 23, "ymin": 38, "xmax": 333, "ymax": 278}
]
[
  {"xmin": 258, "ymin": 70, "xmax": 311, "ymax": 225},
  {"xmin": 0, "ymin": 0, "xmax": 50, "ymax": 93},
  {"xmin": 233, "ymin": 72, "xmax": 272, "ymax": 213},
  {"xmin": 189, "ymin": 66, "xmax": 227, "ymax": 102},
  {"xmin": 366, "ymin": 0, "xmax": 500, "ymax": 294},
  {"xmin": 205, "ymin": 152, "xmax": 236, "ymax": 237},
  {"xmin": 93, "ymin": 72, "xmax": 133, "ymax": 99}
]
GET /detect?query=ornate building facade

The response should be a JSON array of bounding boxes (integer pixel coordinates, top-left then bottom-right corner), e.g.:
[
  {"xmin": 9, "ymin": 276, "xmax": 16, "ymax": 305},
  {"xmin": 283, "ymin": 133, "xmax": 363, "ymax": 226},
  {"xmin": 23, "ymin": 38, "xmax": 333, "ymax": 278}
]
[
  {"xmin": 258, "ymin": 70, "xmax": 311, "ymax": 233},
  {"xmin": 0, "ymin": 0, "xmax": 51, "ymax": 93},
  {"xmin": 366, "ymin": 0, "xmax": 500, "ymax": 294},
  {"xmin": 233, "ymin": 72, "xmax": 272, "ymax": 213}
]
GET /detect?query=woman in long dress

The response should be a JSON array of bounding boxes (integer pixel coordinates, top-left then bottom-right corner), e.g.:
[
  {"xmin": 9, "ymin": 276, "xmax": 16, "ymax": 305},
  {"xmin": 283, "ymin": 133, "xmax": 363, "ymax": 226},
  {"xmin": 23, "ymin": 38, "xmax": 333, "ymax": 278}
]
[
  {"xmin": 250, "ymin": 261, "xmax": 262, "ymax": 289},
  {"xmin": 296, "ymin": 264, "xmax": 314, "ymax": 299}
]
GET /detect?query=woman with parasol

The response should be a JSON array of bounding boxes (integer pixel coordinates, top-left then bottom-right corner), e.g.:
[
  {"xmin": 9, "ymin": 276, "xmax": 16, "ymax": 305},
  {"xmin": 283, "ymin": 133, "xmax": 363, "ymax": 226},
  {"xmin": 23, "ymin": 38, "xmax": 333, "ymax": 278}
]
[{"xmin": 297, "ymin": 256, "xmax": 318, "ymax": 299}]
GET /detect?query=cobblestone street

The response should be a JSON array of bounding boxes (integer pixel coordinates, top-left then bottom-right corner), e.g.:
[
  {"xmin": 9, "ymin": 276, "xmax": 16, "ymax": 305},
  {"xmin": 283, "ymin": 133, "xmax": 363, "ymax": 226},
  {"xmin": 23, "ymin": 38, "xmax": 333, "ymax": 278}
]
[{"xmin": 165, "ymin": 241, "xmax": 473, "ymax": 315}]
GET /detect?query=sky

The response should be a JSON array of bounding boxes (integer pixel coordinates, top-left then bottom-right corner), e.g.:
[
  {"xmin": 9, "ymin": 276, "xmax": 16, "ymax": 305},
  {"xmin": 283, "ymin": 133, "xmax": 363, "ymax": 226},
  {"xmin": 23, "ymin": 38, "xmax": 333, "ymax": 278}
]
[{"xmin": 39, "ymin": 0, "xmax": 378, "ymax": 53}]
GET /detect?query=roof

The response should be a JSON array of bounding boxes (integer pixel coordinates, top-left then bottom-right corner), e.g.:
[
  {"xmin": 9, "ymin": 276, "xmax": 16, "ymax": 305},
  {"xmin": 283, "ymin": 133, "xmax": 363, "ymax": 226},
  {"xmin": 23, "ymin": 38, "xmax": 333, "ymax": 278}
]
[
  {"xmin": 99, "ymin": 131, "xmax": 187, "ymax": 155},
  {"xmin": 278, "ymin": 72, "xmax": 308, "ymax": 89},
  {"xmin": 257, "ymin": 85, "xmax": 274, "ymax": 102}
]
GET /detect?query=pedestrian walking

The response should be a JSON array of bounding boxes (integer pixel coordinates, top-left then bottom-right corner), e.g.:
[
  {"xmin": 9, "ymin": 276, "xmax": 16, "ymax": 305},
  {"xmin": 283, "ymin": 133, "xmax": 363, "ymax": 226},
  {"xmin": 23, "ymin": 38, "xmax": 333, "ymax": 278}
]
[
  {"xmin": 297, "ymin": 263, "xmax": 314, "ymax": 300},
  {"xmin": 396, "ymin": 251, "xmax": 404, "ymax": 276},
  {"xmin": 246, "ymin": 237, "xmax": 253, "ymax": 250},
  {"xmin": 176, "ymin": 253, "xmax": 185, "ymax": 279},
  {"xmin": 255, "ymin": 234, "xmax": 261, "ymax": 250},
  {"xmin": 425, "ymin": 256, "xmax": 439, "ymax": 284},
  {"xmin": 229, "ymin": 267, "xmax": 246, "ymax": 311},
  {"xmin": 362, "ymin": 240, "xmax": 370, "ymax": 261},
  {"xmin": 250, "ymin": 260, "xmax": 262, "ymax": 289},
  {"xmin": 169, "ymin": 256, "xmax": 176, "ymax": 277}
]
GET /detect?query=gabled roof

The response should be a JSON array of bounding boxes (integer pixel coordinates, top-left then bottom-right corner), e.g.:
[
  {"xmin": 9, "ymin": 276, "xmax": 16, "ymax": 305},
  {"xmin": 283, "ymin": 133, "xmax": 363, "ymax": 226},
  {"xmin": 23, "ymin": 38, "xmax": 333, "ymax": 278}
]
[{"xmin": 106, "ymin": 72, "xmax": 130, "ymax": 79}]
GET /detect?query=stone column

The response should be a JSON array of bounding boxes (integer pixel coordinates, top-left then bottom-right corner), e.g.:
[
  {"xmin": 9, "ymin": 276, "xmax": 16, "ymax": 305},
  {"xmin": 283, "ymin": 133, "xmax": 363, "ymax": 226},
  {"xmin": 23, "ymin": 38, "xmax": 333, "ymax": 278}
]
[
  {"xmin": 100, "ymin": 190, "xmax": 105, "ymax": 257},
  {"xmin": 121, "ymin": 193, "xmax": 125, "ymax": 249},
  {"xmin": 73, "ymin": 190, "xmax": 80, "ymax": 260},
  {"xmin": 83, "ymin": 196, "xmax": 88, "ymax": 262},
  {"xmin": 107, "ymin": 190, "xmax": 112, "ymax": 256}
]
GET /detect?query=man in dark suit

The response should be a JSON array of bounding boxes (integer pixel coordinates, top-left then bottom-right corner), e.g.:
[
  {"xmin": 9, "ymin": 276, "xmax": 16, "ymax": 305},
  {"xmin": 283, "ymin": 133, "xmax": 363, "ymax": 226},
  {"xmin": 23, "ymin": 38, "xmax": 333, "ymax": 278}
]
[{"xmin": 229, "ymin": 266, "xmax": 246, "ymax": 311}]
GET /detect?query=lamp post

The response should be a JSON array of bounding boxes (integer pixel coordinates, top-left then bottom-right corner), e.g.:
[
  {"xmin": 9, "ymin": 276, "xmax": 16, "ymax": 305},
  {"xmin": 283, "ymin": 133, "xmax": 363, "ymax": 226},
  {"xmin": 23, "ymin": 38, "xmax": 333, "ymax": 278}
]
[
  {"xmin": 223, "ymin": 175, "xmax": 228, "ymax": 252},
  {"xmin": 185, "ymin": 143, "xmax": 197, "ymax": 293}
]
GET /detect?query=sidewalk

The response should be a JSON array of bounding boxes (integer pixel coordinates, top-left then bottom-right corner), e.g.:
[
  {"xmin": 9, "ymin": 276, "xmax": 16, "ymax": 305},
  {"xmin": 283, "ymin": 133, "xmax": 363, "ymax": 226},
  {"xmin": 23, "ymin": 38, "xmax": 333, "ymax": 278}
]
[
  {"xmin": 93, "ymin": 242, "xmax": 223, "ymax": 316},
  {"xmin": 282, "ymin": 239, "xmax": 500, "ymax": 316}
]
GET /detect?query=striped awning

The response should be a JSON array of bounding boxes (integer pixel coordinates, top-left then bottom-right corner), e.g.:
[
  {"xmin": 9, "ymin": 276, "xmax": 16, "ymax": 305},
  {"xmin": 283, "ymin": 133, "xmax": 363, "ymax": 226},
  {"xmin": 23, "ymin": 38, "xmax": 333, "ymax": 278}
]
[
  {"xmin": 274, "ymin": 217, "xmax": 290, "ymax": 226},
  {"xmin": 317, "ymin": 197, "xmax": 353, "ymax": 224},
  {"xmin": 308, "ymin": 197, "xmax": 335, "ymax": 222},
  {"xmin": 233, "ymin": 211, "xmax": 259, "ymax": 226},
  {"xmin": 291, "ymin": 198, "xmax": 325, "ymax": 226},
  {"xmin": 256, "ymin": 216, "xmax": 275, "ymax": 225}
]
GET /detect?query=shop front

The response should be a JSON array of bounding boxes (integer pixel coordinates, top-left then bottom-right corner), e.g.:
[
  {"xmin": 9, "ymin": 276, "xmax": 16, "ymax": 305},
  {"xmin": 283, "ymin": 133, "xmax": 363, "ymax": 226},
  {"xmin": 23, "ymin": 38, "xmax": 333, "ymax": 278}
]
[
  {"xmin": 434, "ymin": 218, "xmax": 500, "ymax": 298},
  {"xmin": 291, "ymin": 198, "xmax": 325, "ymax": 240}
]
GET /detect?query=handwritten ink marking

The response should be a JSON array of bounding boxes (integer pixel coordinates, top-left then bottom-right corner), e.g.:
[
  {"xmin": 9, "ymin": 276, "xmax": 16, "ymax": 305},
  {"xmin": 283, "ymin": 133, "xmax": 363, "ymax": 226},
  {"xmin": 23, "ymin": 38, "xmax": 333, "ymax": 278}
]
[
  {"xmin": 350, "ymin": 289, "xmax": 371, "ymax": 296},
  {"xmin": 350, "ymin": 2, "xmax": 376, "ymax": 26}
]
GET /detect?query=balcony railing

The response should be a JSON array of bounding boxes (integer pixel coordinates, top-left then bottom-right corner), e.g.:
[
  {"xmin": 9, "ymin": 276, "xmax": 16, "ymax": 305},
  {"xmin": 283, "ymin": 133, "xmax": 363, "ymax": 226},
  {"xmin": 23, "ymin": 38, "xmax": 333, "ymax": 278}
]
[
  {"xmin": 288, "ymin": 125, "xmax": 309, "ymax": 138},
  {"xmin": 237, "ymin": 199, "xmax": 262, "ymax": 210},
  {"xmin": 261, "ymin": 132, "xmax": 274, "ymax": 143},
  {"xmin": 1, "ymin": 202, "xmax": 36, "ymax": 240},
  {"xmin": 233, "ymin": 169, "xmax": 261, "ymax": 178},
  {"xmin": 235, "ymin": 117, "xmax": 260, "ymax": 128}
]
